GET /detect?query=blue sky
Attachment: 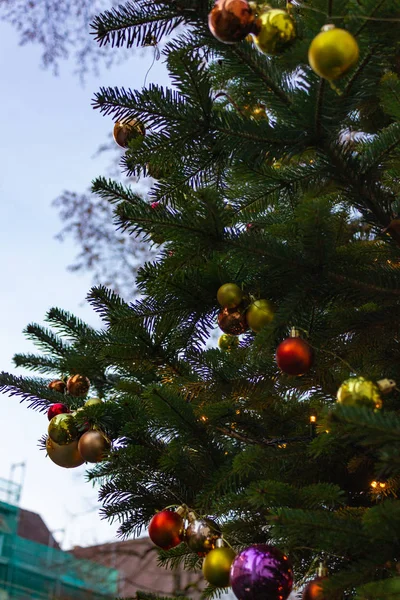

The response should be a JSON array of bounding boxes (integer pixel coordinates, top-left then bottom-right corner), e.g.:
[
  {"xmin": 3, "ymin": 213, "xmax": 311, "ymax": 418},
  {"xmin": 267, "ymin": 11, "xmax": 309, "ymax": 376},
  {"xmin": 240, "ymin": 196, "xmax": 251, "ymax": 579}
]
[{"xmin": 0, "ymin": 21, "xmax": 169, "ymax": 549}]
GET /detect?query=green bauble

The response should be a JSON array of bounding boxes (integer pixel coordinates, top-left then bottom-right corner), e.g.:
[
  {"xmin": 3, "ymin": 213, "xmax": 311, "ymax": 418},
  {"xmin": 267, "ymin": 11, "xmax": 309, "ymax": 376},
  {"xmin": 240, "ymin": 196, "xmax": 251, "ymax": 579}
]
[
  {"xmin": 202, "ymin": 546, "xmax": 236, "ymax": 587},
  {"xmin": 48, "ymin": 413, "xmax": 79, "ymax": 445},
  {"xmin": 336, "ymin": 377, "xmax": 382, "ymax": 410},
  {"xmin": 218, "ymin": 334, "xmax": 240, "ymax": 351},
  {"xmin": 252, "ymin": 9, "xmax": 295, "ymax": 55},
  {"xmin": 245, "ymin": 299, "xmax": 275, "ymax": 332}
]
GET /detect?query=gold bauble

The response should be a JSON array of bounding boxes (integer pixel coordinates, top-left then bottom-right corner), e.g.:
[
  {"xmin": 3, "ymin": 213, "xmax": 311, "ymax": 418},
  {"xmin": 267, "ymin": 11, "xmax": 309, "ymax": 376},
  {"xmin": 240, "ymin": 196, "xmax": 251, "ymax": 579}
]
[
  {"xmin": 336, "ymin": 377, "xmax": 382, "ymax": 410},
  {"xmin": 66, "ymin": 374, "xmax": 90, "ymax": 397},
  {"xmin": 113, "ymin": 119, "xmax": 145, "ymax": 148},
  {"xmin": 308, "ymin": 26, "xmax": 359, "ymax": 80},
  {"xmin": 217, "ymin": 283, "xmax": 244, "ymax": 308},
  {"xmin": 252, "ymin": 9, "xmax": 296, "ymax": 55},
  {"xmin": 78, "ymin": 430, "xmax": 111, "ymax": 463},
  {"xmin": 218, "ymin": 334, "xmax": 240, "ymax": 351},
  {"xmin": 185, "ymin": 515, "xmax": 221, "ymax": 556},
  {"xmin": 85, "ymin": 397, "xmax": 103, "ymax": 406},
  {"xmin": 203, "ymin": 546, "xmax": 236, "ymax": 587},
  {"xmin": 46, "ymin": 437, "xmax": 84, "ymax": 469},
  {"xmin": 48, "ymin": 413, "xmax": 79, "ymax": 445},
  {"xmin": 245, "ymin": 299, "xmax": 275, "ymax": 332}
]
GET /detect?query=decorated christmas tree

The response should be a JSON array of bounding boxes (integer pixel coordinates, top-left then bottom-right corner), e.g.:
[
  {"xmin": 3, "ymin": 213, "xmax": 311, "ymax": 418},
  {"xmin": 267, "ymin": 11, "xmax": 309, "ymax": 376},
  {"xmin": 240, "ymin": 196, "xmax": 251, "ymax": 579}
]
[{"xmin": 2, "ymin": 0, "xmax": 400, "ymax": 598}]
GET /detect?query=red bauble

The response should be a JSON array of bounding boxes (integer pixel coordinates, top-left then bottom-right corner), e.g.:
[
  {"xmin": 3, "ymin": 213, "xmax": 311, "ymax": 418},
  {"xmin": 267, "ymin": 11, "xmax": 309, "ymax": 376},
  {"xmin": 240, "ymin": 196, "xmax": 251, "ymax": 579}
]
[
  {"xmin": 276, "ymin": 337, "xmax": 313, "ymax": 376},
  {"xmin": 209, "ymin": 0, "xmax": 256, "ymax": 44},
  {"xmin": 148, "ymin": 510, "xmax": 184, "ymax": 550},
  {"xmin": 302, "ymin": 576, "xmax": 327, "ymax": 600},
  {"xmin": 47, "ymin": 403, "xmax": 70, "ymax": 421},
  {"xmin": 151, "ymin": 201, "xmax": 160, "ymax": 209}
]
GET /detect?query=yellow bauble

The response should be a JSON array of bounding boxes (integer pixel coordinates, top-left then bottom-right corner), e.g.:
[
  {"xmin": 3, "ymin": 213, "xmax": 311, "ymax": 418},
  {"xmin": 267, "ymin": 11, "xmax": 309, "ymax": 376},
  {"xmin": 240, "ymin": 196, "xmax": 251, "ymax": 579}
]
[
  {"xmin": 46, "ymin": 437, "xmax": 84, "ymax": 469},
  {"xmin": 218, "ymin": 334, "xmax": 240, "ymax": 351},
  {"xmin": 252, "ymin": 9, "xmax": 296, "ymax": 55},
  {"xmin": 336, "ymin": 376, "xmax": 382, "ymax": 410},
  {"xmin": 308, "ymin": 26, "xmax": 359, "ymax": 80},
  {"xmin": 217, "ymin": 283, "xmax": 244, "ymax": 309},
  {"xmin": 202, "ymin": 546, "xmax": 236, "ymax": 587},
  {"xmin": 245, "ymin": 299, "xmax": 275, "ymax": 332}
]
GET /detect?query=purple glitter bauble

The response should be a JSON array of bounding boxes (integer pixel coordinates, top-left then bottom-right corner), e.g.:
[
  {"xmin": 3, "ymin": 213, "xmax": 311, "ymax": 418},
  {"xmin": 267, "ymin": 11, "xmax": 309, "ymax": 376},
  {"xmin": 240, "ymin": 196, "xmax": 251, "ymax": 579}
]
[{"xmin": 230, "ymin": 544, "xmax": 293, "ymax": 600}]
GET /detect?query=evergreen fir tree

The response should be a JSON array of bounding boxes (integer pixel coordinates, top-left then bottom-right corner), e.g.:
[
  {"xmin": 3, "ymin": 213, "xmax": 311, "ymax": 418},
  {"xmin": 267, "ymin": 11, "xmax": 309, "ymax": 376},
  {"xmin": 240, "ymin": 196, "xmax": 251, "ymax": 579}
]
[{"xmin": 2, "ymin": 0, "xmax": 400, "ymax": 598}]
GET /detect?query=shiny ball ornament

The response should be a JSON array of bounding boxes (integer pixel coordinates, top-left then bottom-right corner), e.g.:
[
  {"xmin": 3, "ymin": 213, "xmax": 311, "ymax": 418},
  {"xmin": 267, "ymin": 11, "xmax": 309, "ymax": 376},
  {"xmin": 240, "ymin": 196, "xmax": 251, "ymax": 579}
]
[
  {"xmin": 185, "ymin": 516, "xmax": 221, "ymax": 556},
  {"xmin": 113, "ymin": 119, "xmax": 145, "ymax": 148},
  {"xmin": 218, "ymin": 307, "xmax": 249, "ymax": 335},
  {"xmin": 245, "ymin": 299, "xmax": 275, "ymax": 332},
  {"xmin": 276, "ymin": 337, "xmax": 313, "ymax": 376},
  {"xmin": 337, "ymin": 377, "xmax": 382, "ymax": 410},
  {"xmin": 148, "ymin": 510, "xmax": 184, "ymax": 550},
  {"xmin": 203, "ymin": 546, "xmax": 236, "ymax": 587},
  {"xmin": 48, "ymin": 379, "xmax": 66, "ymax": 394},
  {"xmin": 208, "ymin": 0, "xmax": 256, "ymax": 44},
  {"xmin": 308, "ymin": 26, "xmax": 359, "ymax": 80},
  {"xmin": 78, "ymin": 430, "xmax": 111, "ymax": 463},
  {"xmin": 302, "ymin": 576, "xmax": 327, "ymax": 600},
  {"xmin": 47, "ymin": 403, "xmax": 70, "ymax": 421},
  {"xmin": 218, "ymin": 334, "xmax": 240, "ymax": 351},
  {"xmin": 66, "ymin": 374, "xmax": 90, "ymax": 397},
  {"xmin": 46, "ymin": 437, "xmax": 84, "ymax": 469},
  {"xmin": 217, "ymin": 283, "xmax": 244, "ymax": 309},
  {"xmin": 48, "ymin": 413, "xmax": 79, "ymax": 445},
  {"xmin": 85, "ymin": 397, "xmax": 103, "ymax": 406},
  {"xmin": 230, "ymin": 544, "xmax": 293, "ymax": 600},
  {"xmin": 252, "ymin": 9, "xmax": 296, "ymax": 55}
]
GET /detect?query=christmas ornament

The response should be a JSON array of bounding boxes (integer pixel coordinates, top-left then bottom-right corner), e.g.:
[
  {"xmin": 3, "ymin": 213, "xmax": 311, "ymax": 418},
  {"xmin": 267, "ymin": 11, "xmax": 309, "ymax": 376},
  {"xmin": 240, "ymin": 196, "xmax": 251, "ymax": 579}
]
[
  {"xmin": 85, "ymin": 397, "xmax": 103, "ymax": 406},
  {"xmin": 78, "ymin": 430, "xmax": 111, "ymax": 463},
  {"xmin": 46, "ymin": 437, "xmax": 84, "ymax": 469},
  {"xmin": 336, "ymin": 377, "xmax": 382, "ymax": 410},
  {"xmin": 252, "ymin": 8, "xmax": 295, "ymax": 55},
  {"xmin": 202, "ymin": 539, "xmax": 236, "ymax": 587},
  {"xmin": 185, "ymin": 513, "xmax": 221, "ymax": 556},
  {"xmin": 245, "ymin": 299, "xmax": 275, "ymax": 332},
  {"xmin": 208, "ymin": 0, "xmax": 256, "ymax": 44},
  {"xmin": 218, "ymin": 333, "xmax": 240, "ymax": 351},
  {"xmin": 151, "ymin": 201, "xmax": 160, "ymax": 209},
  {"xmin": 47, "ymin": 403, "xmax": 70, "ymax": 421},
  {"xmin": 113, "ymin": 119, "xmax": 145, "ymax": 149},
  {"xmin": 48, "ymin": 379, "xmax": 66, "ymax": 394},
  {"xmin": 48, "ymin": 413, "xmax": 79, "ymax": 445},
  {"xmin": 217, "ymin": 283, "xmax": 243, "ymax": 309},
  {"xmin": 66, "ymin": 374, "xmax": 90, "ymax": 397},
  {"xmin": 218, "ymin": 307, "xmax": 248, "ymax": 335},
  {"xmin": 148, "ymin": 507, "xmax": 185, "ymax": 550},
  {"xmin": 276, "ymin": 329, "xmax": 313, "ymax": 376},
  {"xmin": 230, "ymin": 544, "xmax": 293, "ymax": 600},
  {"xmin": 302, "ymin": 565, "xmax": 328, "ymax": 600},
  {"xmin": 308, "ymin": 25, "xmax": 359, "ymax": 80}
]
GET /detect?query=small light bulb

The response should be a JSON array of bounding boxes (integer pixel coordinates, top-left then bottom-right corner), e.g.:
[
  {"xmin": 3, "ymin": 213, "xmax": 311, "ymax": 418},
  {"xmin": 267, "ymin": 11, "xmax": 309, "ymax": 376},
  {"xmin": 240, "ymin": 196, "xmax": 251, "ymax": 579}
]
[
  {"xmin": 310, "ymin": 415, "xmax": 317, "ymax": 423},
  {"xmin": 371, "ymin": 481, "xmax": 378, "ymax": 488}
]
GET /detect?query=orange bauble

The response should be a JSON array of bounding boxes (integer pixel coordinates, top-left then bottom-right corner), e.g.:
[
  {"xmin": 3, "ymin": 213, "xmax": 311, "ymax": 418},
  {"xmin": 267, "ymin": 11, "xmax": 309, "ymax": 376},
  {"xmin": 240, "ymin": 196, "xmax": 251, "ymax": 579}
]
[
  {"xmin": 209, "ymin": 0, "xmax": 256, "ymax": 44},
  {"xmin": 276, "ymin": 337, "xmax": 313, "ymax": 376},
  {"xmin": 302, "ymin": 576, "xmax": 327, "ymax": 599},
  {"xmin": 66, "ymin": 374, "xmax": 90, "ymax": 397},
  {"xmin": 148, "ymin": 510, "xmax": 184, "ymax": 550}
]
